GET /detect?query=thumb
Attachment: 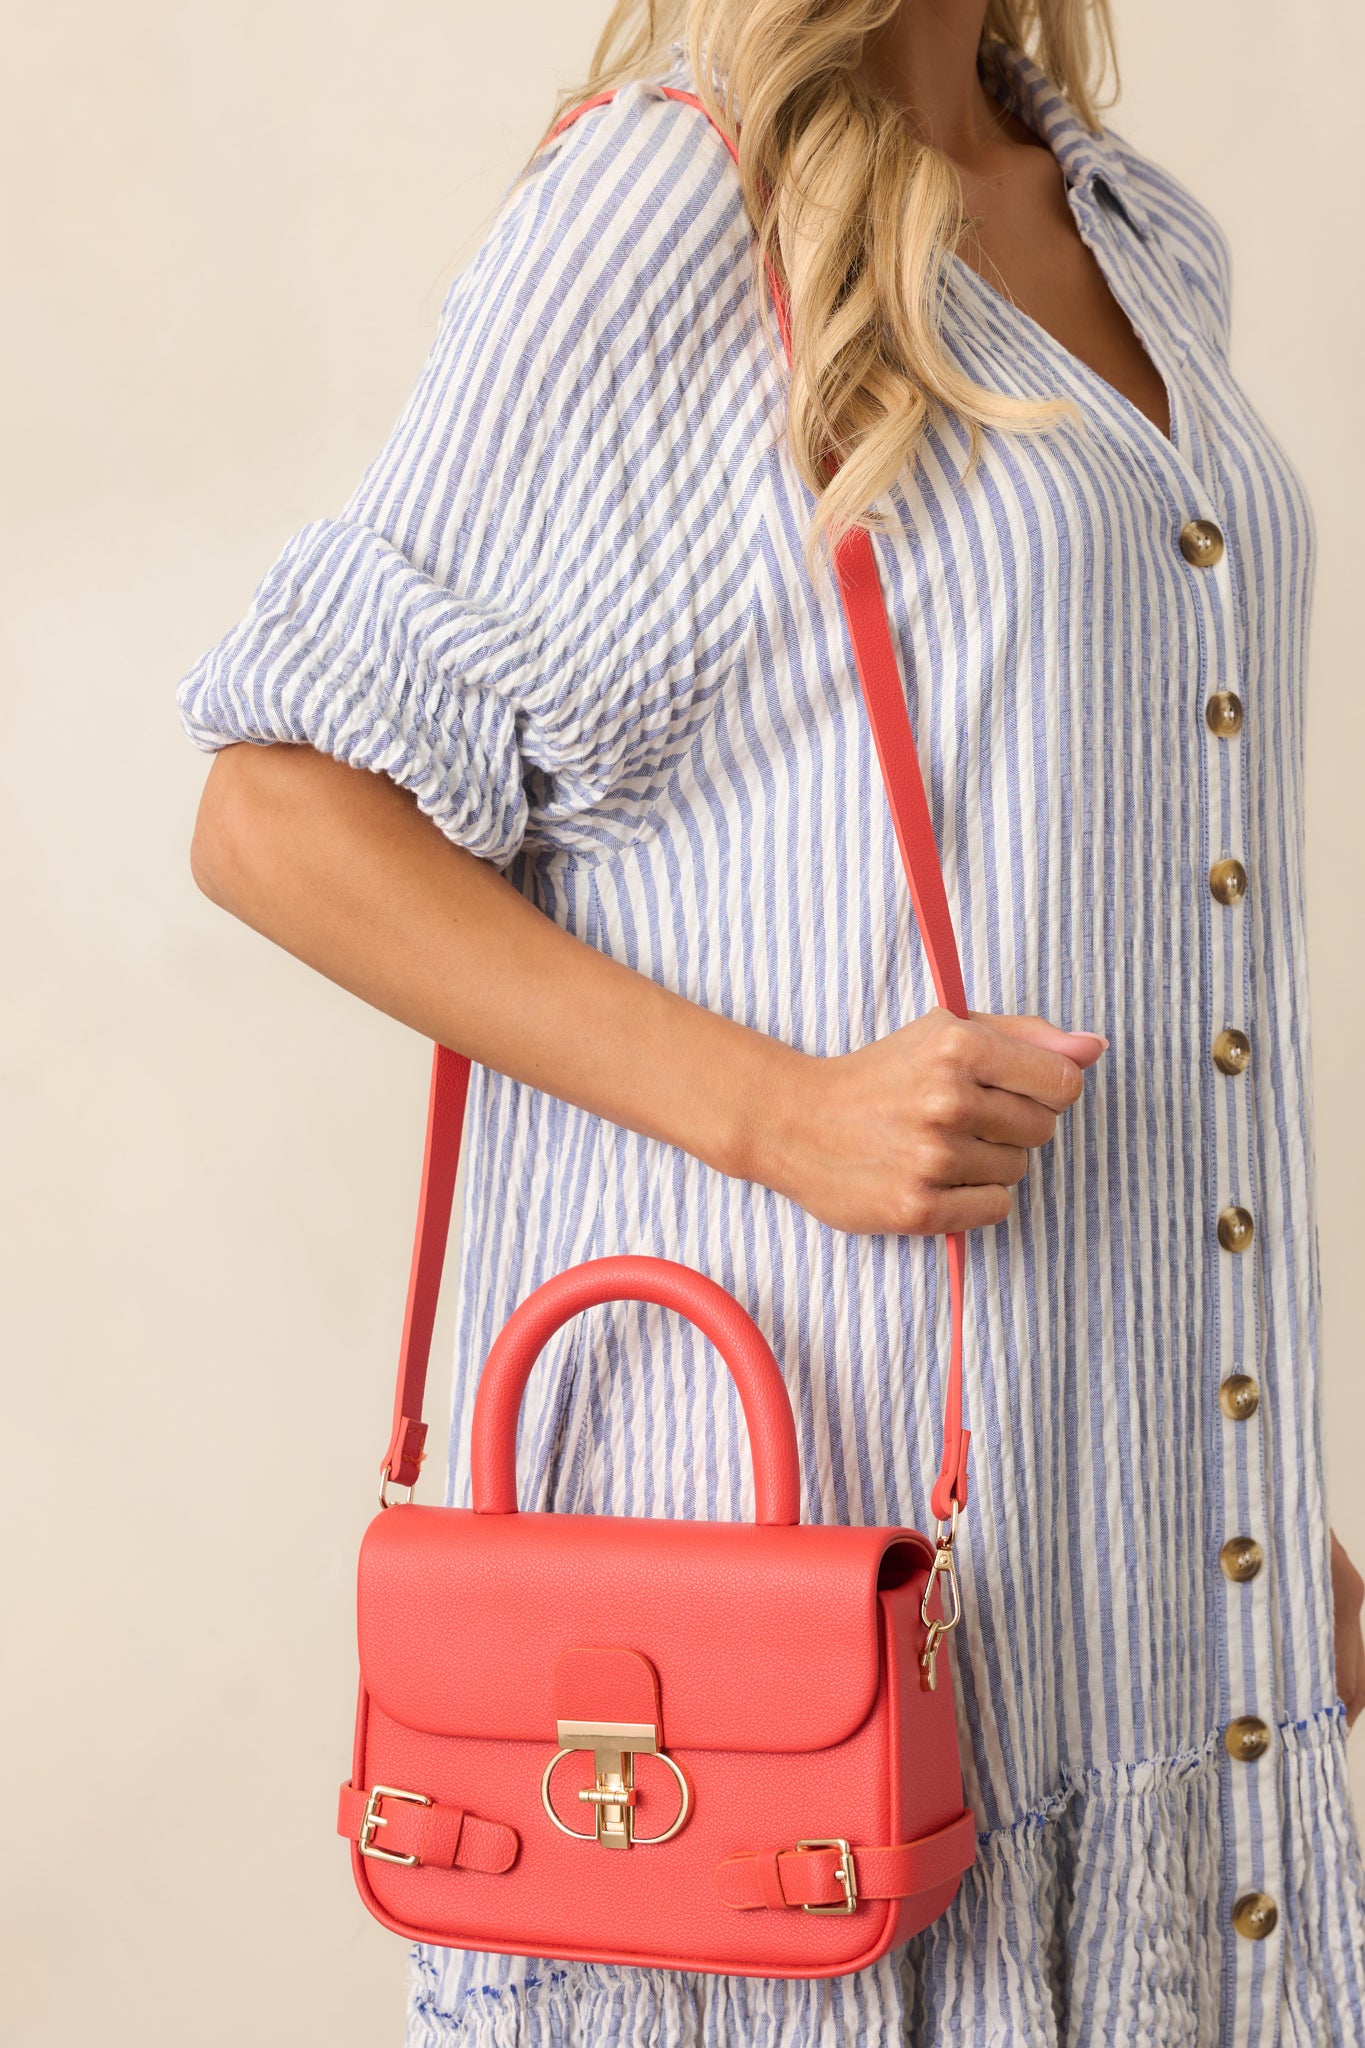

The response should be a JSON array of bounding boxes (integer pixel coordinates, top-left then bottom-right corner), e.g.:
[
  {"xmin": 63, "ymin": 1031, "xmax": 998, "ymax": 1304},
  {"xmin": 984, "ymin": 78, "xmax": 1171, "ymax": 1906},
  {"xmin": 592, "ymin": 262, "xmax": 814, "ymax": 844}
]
[{"xmin": 969, "ymin": 1009, "xmax": 1110, "ymax": 1070}]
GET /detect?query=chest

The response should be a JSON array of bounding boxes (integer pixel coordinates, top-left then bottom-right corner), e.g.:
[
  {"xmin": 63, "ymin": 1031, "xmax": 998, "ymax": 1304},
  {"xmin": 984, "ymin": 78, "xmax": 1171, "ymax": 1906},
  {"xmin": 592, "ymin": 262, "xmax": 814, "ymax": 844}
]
[{"xmin": 544, "ymin": 213, "xmax": 1313, "ymax": 1016}]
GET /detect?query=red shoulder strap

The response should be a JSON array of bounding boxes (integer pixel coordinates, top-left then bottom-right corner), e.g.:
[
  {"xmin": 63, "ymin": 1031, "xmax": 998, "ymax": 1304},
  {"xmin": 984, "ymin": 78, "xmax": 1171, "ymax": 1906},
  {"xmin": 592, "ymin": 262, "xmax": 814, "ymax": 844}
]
[{"xmin": 383, "ymin": 84, "xmax": 970, "ymax": 1526}]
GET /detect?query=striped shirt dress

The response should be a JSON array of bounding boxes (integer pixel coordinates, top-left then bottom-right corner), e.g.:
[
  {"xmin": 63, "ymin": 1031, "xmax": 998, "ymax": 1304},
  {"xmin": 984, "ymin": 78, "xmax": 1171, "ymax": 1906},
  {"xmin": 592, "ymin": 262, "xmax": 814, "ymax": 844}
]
[{"xmin": 176, "ymin": 38, "xmax": 1365, "ymax": 2048}]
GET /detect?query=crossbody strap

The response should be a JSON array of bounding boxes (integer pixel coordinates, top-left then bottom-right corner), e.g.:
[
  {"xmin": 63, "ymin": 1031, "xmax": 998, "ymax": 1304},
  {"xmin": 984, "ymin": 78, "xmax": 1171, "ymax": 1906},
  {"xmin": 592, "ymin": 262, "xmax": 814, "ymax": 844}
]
[{"xmin": 383, "ymin": 84, "xmax": 971, "ymax": 1530}]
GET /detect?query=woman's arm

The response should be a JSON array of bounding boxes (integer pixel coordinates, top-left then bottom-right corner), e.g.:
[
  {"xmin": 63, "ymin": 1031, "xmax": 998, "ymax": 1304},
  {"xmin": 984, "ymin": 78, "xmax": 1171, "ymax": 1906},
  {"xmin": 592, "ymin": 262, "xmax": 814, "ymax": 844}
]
[{"xmin": 191, "ymin": 741, "xmax": 1105, "ymax": 1237}]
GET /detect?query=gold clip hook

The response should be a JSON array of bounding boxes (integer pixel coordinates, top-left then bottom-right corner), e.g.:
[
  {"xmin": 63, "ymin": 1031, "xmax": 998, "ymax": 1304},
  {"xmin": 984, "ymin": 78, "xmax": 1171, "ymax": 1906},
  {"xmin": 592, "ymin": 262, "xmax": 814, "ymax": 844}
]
[{"xmin": 919, "ymin": 1510, "xmax": 963, "ymax": 1691}]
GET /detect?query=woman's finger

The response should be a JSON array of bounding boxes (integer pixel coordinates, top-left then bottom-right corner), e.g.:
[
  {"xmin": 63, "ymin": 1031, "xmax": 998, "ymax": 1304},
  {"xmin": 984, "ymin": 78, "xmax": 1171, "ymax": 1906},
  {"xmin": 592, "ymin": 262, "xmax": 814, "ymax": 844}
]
[
  {"xmin": 960, "ymin": 1014, "xmax": 1104, "ymax": 1110},
  {"xmin": 916, "ymin": 1135, "xmax": 1032, "ymax": 1189}
]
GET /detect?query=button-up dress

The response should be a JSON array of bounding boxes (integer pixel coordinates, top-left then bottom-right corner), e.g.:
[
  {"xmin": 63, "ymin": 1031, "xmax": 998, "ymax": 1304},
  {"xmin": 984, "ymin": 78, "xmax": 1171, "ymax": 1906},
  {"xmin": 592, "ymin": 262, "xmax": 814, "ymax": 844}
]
[{"xmin": 176, "ymin": 38, "xmax": 1365, "ymax": 2048}]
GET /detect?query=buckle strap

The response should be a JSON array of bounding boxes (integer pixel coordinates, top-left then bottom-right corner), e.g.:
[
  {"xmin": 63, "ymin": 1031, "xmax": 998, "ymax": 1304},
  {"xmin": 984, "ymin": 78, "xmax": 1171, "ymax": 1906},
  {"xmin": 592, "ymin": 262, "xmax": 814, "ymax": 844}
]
[
  {"xmin": 337, "ymin": 1782, "xmax": 518, "ymax": 1874},
  {"xmin": 713, "ymin": 1809, "xmax": 976, "ymax": 1912}
]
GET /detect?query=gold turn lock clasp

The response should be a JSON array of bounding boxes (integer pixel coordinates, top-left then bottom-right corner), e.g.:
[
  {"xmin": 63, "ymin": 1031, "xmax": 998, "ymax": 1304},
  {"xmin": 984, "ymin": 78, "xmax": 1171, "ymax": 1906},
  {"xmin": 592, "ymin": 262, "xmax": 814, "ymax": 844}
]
[{"xmin": 541, "ymin": 1719, "xmax": 691, "ymax": 1848}]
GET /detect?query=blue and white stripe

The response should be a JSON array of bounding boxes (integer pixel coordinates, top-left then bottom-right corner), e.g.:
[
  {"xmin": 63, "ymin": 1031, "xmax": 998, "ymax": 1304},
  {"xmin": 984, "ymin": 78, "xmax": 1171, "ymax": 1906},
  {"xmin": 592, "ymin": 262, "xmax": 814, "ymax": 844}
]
[{"xmin": 177, "ymin": 38, "xmax": 1365, "ymax": 2048}]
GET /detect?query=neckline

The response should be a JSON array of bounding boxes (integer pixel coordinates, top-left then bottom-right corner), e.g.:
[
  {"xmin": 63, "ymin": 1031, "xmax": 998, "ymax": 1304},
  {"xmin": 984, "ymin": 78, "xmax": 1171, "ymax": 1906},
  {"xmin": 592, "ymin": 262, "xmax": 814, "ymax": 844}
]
[
  {"xmin": 958, "ymin": 56, "xmax": 1178, "ymax": 450},
  {"xmin": 950, "ymin": 249, "xmax": 1181, "ymax": 456},
  {"xmin": 661, "ymin": 36, "xmax": 1181, "ymax": 458}
]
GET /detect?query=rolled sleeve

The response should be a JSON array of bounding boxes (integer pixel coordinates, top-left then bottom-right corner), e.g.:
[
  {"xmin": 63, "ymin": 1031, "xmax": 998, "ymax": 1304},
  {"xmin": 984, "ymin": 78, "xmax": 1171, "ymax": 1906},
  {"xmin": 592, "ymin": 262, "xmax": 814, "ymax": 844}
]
[
  {"xmin": 176, "ymin": 78, "xmax": 773, "ymax": 870},
  {"xmin": 177, "ymin": 514, "xmax": 540, "ymax": 865}
]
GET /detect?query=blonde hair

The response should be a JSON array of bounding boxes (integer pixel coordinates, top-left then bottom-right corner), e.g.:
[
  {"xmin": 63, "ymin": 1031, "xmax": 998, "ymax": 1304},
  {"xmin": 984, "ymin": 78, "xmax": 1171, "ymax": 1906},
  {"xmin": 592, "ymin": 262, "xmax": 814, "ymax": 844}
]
[{"xmin": 523, "ymin": 1, "xmax": 1117, "ymax": 580}]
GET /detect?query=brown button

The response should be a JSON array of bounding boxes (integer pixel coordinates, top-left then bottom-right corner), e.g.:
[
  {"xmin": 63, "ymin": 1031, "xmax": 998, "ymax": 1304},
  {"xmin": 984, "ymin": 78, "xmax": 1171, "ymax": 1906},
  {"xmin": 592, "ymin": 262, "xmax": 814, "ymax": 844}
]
[
  {"xmin": 1205, "ymin": 691, "xmax": 1244, "ymax": 737},
  {"xmin": 1213, "ymin": 1027, "xmax": 1251, "ymax": 1076},
  {"xmin": 1209, "ymin": 857, "xmax": 1248, "ymax": 905},
  {"xmin": 1220, "ymin": 1535, "xmax": 1264, "ymax": 1583},
  {"xmin": 1232, "ymin": 1891, "xmax": 1277, "ymax": 1941},
  {"xmin": 1217, "ymin": 1205, "xmax": 1255, "ymax": 1253},
  {"xmin": 1219, "ymin": 1373, "xmax": 1260, "ymax": 1422},
  {"xmin": 1180, "ymin": 518, "xmax": 1225, "ymax": 568},
  {"xmin": 1224, "ymin": 1715, "xmax": 1271, "ymax": 1763}
]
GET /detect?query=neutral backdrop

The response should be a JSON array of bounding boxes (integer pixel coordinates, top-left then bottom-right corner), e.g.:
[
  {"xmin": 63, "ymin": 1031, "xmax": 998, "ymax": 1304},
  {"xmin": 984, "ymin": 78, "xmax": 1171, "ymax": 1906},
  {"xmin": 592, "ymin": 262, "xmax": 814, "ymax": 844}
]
[{"xmin": 4, "ymin": 4, "xmax": 1361, "ymax": 2042}]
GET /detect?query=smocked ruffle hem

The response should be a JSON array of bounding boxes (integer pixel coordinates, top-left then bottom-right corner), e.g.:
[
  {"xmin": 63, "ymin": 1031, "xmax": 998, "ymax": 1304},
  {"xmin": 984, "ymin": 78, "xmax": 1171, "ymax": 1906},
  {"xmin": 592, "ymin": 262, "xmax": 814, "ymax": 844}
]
[{"xmin": 405, "ymin": 1706, "xmax": 1365, "ymax": 2048}]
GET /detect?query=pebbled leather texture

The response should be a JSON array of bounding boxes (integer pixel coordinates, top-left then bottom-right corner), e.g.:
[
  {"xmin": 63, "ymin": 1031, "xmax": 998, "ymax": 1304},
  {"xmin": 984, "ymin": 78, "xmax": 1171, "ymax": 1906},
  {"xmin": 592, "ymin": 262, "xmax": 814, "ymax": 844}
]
[
  {"xmin": 348, "ymin": 1580, "xmax": 972, "ymax": 1976},
  {"xmin": 553, "ymin": 1646, "xmax": 662, "ymax": 1731},
  {"xmin": 358, "ymin": 1501, "xmax": 930, "ymax": 1754}
]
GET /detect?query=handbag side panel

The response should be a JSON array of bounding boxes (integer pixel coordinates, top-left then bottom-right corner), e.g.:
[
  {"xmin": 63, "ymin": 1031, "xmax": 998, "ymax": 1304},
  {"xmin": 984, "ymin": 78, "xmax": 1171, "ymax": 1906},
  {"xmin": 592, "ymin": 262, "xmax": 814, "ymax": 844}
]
[{"xmin": 882, "ymin": 1574, "xmax": 974, "ymax": 1945}]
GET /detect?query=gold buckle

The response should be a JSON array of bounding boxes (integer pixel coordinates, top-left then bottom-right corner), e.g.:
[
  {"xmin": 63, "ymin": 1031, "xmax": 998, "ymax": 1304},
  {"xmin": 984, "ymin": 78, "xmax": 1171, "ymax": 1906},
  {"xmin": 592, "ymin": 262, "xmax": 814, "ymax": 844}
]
[
  {"xmin": 358, "ymin": 1783, "xmax": 431, "ymax": 1865},
  {"xmin": 796, "ymin": 1837, "xmax": 858, "ymax": 1915},
  {"xmin": 541, "ymin": 1720, "xmax": 691, "ymax": 1848}
]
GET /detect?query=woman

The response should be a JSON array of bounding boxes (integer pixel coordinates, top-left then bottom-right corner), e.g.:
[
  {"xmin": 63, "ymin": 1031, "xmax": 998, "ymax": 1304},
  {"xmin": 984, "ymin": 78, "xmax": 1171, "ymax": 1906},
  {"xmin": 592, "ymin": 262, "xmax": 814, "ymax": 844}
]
[{"xmin": 178, "ymin": 0, "xmax": 1365, "ymax": 2040}]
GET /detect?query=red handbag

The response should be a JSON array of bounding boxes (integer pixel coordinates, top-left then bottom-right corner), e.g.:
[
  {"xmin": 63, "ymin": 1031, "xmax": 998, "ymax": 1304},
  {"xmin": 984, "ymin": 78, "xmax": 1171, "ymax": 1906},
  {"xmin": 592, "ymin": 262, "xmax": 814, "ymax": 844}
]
[{"xmin": 338, "ymin": 85, "xmax": 978, "ymax": 1980}]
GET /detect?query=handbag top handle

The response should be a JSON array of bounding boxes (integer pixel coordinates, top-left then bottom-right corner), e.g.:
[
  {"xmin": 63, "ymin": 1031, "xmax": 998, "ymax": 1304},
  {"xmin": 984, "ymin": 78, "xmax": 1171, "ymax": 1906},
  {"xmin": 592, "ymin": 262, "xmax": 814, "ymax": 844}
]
[
  {"xmin": 469, "ymin": 1255, "xmax": 803, "ymax": 1525},
  {"xmin": 380, "ymin": 85, "xmax": 972, "ymax": 1533}
]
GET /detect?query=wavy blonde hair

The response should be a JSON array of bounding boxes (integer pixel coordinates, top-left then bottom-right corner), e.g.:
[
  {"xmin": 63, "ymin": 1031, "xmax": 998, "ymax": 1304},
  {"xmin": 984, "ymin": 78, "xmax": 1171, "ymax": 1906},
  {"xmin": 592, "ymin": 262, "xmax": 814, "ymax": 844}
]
[{"xmin": 523, "ymin": 0, "xmax": 1117, "ymax": 580}]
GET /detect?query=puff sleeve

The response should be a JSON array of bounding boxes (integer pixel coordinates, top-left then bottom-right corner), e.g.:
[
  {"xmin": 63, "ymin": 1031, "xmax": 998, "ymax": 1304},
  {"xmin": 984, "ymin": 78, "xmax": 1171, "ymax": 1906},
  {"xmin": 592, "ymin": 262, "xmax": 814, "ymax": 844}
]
[{"xmin": 175, "ymin": 79, "xmax": 777, "ymax": 868}]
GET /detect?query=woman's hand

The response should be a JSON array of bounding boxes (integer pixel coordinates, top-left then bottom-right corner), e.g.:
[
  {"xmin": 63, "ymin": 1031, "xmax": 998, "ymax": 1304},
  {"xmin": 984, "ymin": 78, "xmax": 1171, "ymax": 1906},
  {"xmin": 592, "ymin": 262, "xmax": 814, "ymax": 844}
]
[
  {"xmin": 1332, "ymin": 1530, "xmax": 1365, "ymax": 1729},
  {"xmin": 756, "ymin": 1007, "xmax": 1107, "ymax": 1236}
]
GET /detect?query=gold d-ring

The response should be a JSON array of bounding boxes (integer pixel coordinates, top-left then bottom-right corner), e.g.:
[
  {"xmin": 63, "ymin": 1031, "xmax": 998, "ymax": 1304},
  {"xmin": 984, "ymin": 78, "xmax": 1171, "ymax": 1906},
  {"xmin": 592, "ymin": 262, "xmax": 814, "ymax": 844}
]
[{"xmin": 378, "ymin": 1462, "xmax": 414, "ymax": 1510}]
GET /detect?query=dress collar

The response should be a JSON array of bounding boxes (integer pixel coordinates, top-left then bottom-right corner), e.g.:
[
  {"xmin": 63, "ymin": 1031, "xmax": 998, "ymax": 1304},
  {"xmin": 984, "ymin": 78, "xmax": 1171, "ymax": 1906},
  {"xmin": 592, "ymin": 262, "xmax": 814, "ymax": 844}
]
[
  {"xmin": 664, "ymin": 36, "xmax": 1152, "ymax": 242},
  {"xmin": 979, "ymin": 42, "xmax": 1152, "ymax": 240}
]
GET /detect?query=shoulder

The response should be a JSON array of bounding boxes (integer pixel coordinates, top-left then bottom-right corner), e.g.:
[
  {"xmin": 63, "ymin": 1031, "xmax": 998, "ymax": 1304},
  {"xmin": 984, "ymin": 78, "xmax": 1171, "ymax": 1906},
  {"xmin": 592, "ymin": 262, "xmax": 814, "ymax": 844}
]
[
  {"xmin": 402, "ymin": 63, "xmax": 782, "ymax": 532},
  {"xmin": 455, "ymin": 69, "xmax": 762, "ymax": 380},
  {"xmin": 528, "ymin": 67, "xmax": 741, "ymax": 219},
  {"xmin": 1098, "ymin": 123, "xmax": 1233, "ymax": 349},
  {"xmin": 334, "ymin": 61, "xmax": 781, "ymax": 602}
]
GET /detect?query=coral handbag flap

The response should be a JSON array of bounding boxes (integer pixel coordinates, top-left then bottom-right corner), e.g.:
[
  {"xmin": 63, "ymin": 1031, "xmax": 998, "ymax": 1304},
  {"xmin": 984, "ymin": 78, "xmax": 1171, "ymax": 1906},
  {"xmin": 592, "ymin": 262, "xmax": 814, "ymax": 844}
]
[{"xmin": 358, "ymin": 1505, "xmax": 932, "ymax": 1754}]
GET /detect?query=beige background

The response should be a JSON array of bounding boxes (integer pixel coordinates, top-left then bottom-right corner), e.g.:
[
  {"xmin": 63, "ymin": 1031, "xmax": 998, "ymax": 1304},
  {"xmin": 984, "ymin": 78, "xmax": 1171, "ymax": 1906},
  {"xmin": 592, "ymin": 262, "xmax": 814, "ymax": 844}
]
[{"xmin": 4, "ymin": 3, "xmax": 1361, "ymax": 2042}]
